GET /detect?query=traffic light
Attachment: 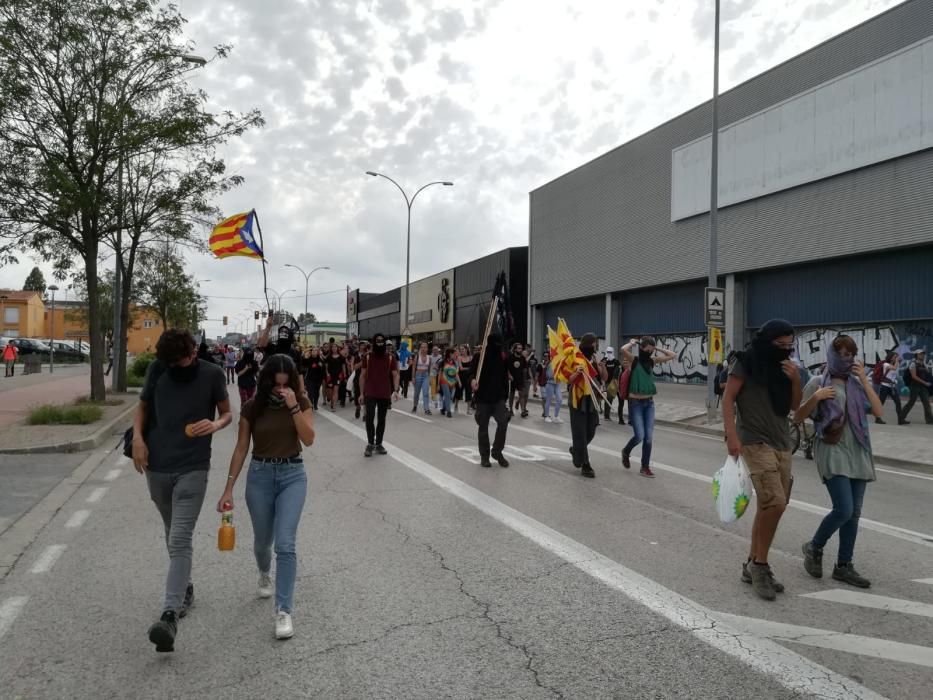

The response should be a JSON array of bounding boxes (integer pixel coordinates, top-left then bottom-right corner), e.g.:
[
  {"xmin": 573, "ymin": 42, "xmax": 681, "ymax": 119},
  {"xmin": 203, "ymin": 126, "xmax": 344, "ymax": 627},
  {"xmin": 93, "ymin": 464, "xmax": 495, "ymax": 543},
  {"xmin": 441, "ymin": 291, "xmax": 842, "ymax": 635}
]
[
  {"xmin": 254, "ymin": 310, "xmax": 260, "ymax": 320},
  {"xmin": 223, "ymin": 315, "xmax": 228, "ymax": 326}
]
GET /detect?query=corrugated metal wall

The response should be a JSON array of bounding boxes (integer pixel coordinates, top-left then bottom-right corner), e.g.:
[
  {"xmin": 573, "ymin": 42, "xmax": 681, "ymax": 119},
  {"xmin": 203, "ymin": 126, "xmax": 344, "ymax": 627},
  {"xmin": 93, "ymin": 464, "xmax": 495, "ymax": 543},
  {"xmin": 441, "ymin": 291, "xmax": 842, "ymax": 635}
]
[
  {"xmin": 540, "ymin": 297, "xmax": 605, "ymax": 341},
  {"xmin": 453, "ymin": 247, "xmax": 528, "ymax": 345},
  {"xmin": 619, "ymin": 281, "xmax": 709, "ymax": 336},
  {"xmin": 529, "ymin": 0, "xmax": 933, "ymax": 306},
  {"xmin": 357, "ymin": 288, "xmax": 400, "ymax": 339},
  {"xmin": 746, "ymin": 246, "xmax": 933, "ymax": 328}
]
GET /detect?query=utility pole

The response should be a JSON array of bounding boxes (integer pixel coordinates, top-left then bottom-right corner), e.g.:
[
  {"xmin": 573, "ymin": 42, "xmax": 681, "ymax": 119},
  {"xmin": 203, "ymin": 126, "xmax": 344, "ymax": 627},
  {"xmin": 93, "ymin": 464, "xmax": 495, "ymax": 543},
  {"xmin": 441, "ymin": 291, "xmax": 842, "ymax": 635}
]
[{"xmin": 706, "ymin": 0, "xmax": 721, "ymax": 423}]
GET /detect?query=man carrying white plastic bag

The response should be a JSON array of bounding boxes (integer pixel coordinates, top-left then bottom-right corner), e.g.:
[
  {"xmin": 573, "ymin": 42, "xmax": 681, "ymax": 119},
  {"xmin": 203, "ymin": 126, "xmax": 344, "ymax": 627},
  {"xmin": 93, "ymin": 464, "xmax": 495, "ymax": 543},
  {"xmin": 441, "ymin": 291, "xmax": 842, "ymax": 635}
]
[
  {"xmin": 713, "ymin": 455, "xmax": 752, "ymax": 524},
  {"xmin": 721, "ymin": 320, "xmax": 802, "ymax": 602}
]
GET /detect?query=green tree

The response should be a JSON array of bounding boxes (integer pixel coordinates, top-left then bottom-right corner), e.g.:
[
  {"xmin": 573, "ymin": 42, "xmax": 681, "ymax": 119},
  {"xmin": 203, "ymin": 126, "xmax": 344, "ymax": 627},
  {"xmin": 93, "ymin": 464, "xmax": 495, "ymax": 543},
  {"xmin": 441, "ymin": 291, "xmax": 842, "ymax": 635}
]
[
  {"xmin": 136, "ymin": 244, "xmax": 204, "ymax": 330},
  {"xmin": 22, "ymin": 267, "xmax": 46, "ymax": 293},
  {"xmin": 0, "ymin": 0, "xmax": 261, "ymax": 399},
  {"xmin": 297, "ymin": 312, "xmax": 317, "ymax": 325}
]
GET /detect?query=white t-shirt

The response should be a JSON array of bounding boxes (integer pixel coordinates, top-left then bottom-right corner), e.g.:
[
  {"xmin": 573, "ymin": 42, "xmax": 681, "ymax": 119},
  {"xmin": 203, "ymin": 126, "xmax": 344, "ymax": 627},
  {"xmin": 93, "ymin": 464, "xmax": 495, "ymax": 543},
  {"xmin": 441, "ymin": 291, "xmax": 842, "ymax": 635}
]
[{"xmin": 882, "ymin": 362, "xmax": 898, "ymax": 387}]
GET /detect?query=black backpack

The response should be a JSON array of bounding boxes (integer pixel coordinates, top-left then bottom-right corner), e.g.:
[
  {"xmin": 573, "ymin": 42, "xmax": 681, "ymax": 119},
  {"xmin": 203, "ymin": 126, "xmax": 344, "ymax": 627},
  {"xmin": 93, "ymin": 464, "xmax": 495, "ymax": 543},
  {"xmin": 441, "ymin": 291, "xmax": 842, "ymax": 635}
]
[
  {"xmin": 121, "ymin": 361, "xmax": 166, "ymax": 458},
  {"xmin": 713, "ymin": 363, "xmax": 728, "ymax": 396}
]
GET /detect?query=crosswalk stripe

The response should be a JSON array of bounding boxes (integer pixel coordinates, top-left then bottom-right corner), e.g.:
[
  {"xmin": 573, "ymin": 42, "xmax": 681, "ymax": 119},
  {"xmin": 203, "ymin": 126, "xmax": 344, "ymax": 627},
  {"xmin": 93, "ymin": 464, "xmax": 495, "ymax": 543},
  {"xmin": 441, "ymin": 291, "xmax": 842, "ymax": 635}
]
[
  {"xmin": 801, "ymin": 589, "xmax": 933, "ymax": 619},
  {"xmin": 0, "ymin": 597, "xmax": 28, "ymax": 640},
  {"xmin": 506, "ymin": 423, "xmax": 933, "ymax": 549},
  {"xmin": 714, "ymin": 612, "xmax": 933, "ymax": 669}
]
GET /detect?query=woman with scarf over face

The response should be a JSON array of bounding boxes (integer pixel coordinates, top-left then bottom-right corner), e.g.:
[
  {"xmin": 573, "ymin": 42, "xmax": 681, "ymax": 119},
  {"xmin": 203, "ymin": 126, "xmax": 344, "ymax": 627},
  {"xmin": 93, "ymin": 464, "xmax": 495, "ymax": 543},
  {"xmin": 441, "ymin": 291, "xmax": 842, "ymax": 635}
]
[
  {"xmin": 794, "ymin": 336, "xmax": 883, "ymax": 589},
  {"xmin": 619, "ymin": 336, "xmax": 677, "ymax": 478},
  {"xmin": 722, "ymin": 319, "xmax": 802, "ymax": 601},
  {"xmin": 568, "ymin": 333, "xmax": 609, "ymax": 479}
]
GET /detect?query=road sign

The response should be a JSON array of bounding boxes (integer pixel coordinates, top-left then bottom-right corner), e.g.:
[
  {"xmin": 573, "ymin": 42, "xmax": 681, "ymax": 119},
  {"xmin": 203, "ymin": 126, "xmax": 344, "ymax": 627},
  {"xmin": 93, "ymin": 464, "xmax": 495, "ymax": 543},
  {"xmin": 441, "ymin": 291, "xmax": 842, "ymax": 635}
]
[
  {"xmin": 709, "ymin": 327, "xmax": 724, "ymax": 365},
  {"xmin": 705, "ymin": 287, "xmax": 725, "ymax": 327}
]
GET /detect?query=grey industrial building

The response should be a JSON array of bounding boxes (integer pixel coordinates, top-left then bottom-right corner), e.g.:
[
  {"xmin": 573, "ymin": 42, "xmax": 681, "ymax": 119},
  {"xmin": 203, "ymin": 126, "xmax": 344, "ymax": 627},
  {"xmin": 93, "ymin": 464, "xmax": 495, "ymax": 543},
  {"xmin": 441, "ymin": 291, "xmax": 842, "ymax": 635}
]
[
  {"xmin": 349, "ymin": 246, "xmax": 527, "ymax": 348},
  {"xmin": 529, "ymin": 0, "xmax": 933, "ymax": 383}
]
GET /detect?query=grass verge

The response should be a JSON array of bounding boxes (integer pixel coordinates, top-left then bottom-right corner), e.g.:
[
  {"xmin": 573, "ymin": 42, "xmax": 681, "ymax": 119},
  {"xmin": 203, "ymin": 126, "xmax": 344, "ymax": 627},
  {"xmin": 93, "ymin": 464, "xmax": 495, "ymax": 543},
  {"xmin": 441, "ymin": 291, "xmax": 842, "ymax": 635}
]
[
  {"xmin": 27, "ymin": 404, "xmax": 103, "ymax": 425},
  {"xmin": 74, "ymin": 395, "xmax": 124, "ymax": 407}
]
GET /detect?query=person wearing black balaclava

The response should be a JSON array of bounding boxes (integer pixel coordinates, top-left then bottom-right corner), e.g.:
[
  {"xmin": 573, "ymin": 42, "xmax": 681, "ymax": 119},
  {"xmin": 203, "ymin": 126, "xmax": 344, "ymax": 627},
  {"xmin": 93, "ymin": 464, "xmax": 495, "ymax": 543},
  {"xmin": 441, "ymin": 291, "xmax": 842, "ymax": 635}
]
[
  {"xmin": 470, "ymin": 333, "xmax": 512, "ymax": 468},
  {"xmin": 568, "ymin": 333, "xmax": 609, "ymax": 479},
  {"xmin": 360, "ymin": 333, "xmax": 400, "ymax": 457},
  {"xmin": 722, "ymin": 318, "xmax": 802, "ymax": 602},
  {"xmin": 257, "ymin": 314, "xmax": 305, "ymax": 393}
]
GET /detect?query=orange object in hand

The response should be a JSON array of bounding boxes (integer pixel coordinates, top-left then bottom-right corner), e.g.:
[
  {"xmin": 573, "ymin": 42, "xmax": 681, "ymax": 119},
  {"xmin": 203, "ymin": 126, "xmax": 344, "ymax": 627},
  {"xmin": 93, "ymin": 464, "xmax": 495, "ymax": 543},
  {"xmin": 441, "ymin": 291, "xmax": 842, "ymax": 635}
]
[
  {"xmin": 185, "ymin": 423, "xmax": 196, "ymax": 438},
  {"xmin": 218, "ymin": 503, "xmax": 235, "ymax": 551}
]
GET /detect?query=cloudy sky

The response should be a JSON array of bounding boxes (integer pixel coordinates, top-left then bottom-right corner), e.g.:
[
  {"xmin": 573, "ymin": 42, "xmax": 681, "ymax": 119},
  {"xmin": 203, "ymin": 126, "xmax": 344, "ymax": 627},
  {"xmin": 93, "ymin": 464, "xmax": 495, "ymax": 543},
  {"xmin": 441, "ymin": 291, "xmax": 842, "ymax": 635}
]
[{"xmin": 0, "ymin": 0, "xmax": 900, "ymax": 340}]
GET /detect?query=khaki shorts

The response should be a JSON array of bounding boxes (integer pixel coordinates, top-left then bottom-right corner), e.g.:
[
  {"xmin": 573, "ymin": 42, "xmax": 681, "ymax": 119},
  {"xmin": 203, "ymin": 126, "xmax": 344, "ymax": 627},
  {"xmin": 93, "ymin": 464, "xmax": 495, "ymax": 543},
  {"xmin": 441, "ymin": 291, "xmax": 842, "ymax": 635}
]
[{"xmin": 741, "ymin": 443, "xmax": 792, "ymax": 509}]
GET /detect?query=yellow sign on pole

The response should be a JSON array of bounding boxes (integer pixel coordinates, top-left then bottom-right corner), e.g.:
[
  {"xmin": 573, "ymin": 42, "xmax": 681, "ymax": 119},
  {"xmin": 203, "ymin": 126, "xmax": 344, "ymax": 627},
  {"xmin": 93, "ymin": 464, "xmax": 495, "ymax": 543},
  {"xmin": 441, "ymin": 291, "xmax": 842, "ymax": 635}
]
[{"xmin": 709, "ymin": 327, "xmax": 724, "ymax": 365}]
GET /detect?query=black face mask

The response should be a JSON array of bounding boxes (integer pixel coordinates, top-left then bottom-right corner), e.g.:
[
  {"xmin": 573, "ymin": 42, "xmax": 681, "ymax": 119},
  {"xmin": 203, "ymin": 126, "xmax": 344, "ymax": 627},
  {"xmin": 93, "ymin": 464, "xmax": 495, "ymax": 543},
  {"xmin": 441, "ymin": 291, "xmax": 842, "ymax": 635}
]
[
  {"xmin": 766, "ymin": 346, "xmax": 793, "ymax": 363},
  {"xmin": 581, "ymin": 346, "xmax": 595, "ymax": 359},
  {"xmin": 639, "ymin": 349, "xmax": 653, "ymax": 363},
  {"xmin": 168, "ymin": 358, "xmax": 200, "ymax": 383},
  {"xmin": 374, "ymin": 342, "xmax": 386, "ymax": 355}
]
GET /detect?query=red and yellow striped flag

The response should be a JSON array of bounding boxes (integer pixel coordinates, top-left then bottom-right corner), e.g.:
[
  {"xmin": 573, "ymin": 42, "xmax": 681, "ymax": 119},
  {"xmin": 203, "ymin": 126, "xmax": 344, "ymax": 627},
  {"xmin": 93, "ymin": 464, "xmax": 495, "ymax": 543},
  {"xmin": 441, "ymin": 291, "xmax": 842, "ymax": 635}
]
[{"xmin": 210, "ymin": 211, "xmax": 264, "ymax": 259}]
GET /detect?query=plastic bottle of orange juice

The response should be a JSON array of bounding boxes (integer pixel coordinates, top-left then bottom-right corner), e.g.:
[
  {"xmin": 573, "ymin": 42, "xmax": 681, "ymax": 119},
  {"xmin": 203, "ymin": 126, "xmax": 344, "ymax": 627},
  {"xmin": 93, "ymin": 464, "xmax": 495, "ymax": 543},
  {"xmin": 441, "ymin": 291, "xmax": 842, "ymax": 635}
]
[{"xmin": 218, "ymin": 503, "xmax": 235, "ymax": 551}]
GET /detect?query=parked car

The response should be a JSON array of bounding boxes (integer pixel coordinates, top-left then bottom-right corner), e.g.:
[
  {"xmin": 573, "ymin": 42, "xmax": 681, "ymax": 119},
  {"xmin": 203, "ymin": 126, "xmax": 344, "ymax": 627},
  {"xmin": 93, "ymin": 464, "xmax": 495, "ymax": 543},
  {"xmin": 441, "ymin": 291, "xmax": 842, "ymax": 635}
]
[
  {"xmin": 12, "ymin": 338, "xmax": 50, "ymax": 354},
  {"xmin": 49, "ymin": 340, "xmax": 86, "ymax": 360}
]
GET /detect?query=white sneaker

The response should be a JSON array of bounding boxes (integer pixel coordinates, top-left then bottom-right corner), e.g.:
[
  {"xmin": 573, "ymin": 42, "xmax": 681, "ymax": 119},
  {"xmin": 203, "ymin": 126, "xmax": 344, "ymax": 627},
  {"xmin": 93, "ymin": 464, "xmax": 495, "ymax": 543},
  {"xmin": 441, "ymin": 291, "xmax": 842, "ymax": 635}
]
[
  {"xmin": 553, "ymin": 416, "xmax": 564, "ymax": 424},
  {"xmin": 275, "ymin": 611, "xmax": 294, "ymax": 640},
  {"xmin": 258, "ymin": 572, "xmax": 273, "ymax": 599},
  {"xmin": 544, "ymin": 417, "xmax": 553, "ymax": 423}
]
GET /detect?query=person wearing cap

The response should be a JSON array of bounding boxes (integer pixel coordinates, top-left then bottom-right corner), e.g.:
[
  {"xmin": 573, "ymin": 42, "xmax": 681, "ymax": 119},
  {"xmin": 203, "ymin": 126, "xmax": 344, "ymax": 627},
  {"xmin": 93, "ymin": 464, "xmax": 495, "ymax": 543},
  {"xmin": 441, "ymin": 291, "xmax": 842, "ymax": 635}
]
[
  {"xmin": 722, "ymin": 319, "xmax": 802, "ymax": 601},
  {"xmin": 360, "ymin": 333, "xmax": 400, "ymax": 457},
  {"xmin": 902, "ymin": 349, "xmax": 933, "ymax": 424}
]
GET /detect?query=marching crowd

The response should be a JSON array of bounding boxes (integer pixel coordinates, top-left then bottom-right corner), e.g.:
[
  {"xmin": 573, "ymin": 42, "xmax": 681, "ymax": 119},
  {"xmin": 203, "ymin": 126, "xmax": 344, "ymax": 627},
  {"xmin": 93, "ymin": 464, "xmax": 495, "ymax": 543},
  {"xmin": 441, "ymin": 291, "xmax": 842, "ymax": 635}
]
[{"xmin": 129, "ymin": 313, "xmax": 932, "ymax": 653}]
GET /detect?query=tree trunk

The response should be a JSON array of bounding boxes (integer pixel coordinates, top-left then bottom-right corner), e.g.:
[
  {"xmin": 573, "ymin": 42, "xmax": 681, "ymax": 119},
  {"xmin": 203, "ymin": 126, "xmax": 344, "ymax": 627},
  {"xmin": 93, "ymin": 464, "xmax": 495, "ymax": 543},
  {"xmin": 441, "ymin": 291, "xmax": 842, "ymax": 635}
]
[{"xmin": 85, "ymin": 241, "xmax": 106, "ymax": 401}]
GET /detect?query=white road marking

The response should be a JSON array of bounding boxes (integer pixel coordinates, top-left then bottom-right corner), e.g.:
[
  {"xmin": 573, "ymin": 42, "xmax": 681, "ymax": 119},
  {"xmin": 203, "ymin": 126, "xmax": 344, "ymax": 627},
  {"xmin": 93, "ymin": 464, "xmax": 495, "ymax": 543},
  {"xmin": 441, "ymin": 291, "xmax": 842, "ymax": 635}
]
[
  {"xmin": 86, "ymin": 487, "xmax": 108, "ymax": 503},
  {"xmin": 508, "ymin": 423, "xmax": 933, "ymax": 549},
  {"xmin": 913, "ymin": 578, "xmax": 933, "ymax": 585},
  {"xmin": 104, "ymin": 469, "xmax": 121, "ymax": 482},
  {"xmin": 321, "ymin": 410, "xmax": 883, "ymax": 700},
  {"xmin": 801, "ymin": 589, "xmax": 933, "ymax": 619},
  {"xmin": 64, "ymin": 510, "xmax": 91, "ymax": 529},
  {"xmin": 874, "ymin": 466, "xmax": 933, "ymax": 481},
  {"xmin": 29, "ymin": 545, "xmax": 67, "ymax": 574},
  {"xmin": 714, "ymin": 612, "xmax": 933, "ymax": 669},
  {"xmin": 391, "ymin": 408, "xmax": 433, "ymax": 424},
  {"xmin": 116, "ymin": 455, "xmax": 130, "ymax": 467},
  {"xmin": 0, "ymin": 596, "xmax": 28, "ymax": 640}
]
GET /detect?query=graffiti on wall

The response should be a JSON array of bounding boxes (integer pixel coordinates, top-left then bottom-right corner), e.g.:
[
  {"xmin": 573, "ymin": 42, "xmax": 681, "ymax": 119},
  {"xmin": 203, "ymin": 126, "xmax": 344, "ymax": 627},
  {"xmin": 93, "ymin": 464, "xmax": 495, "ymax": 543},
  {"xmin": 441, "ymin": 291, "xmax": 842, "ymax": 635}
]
[
  {"xmin": 652, "ymin": 334, "xmax": 709, "ymax": 384},
  {"xmin": 649, "ymin": 322, "xmax": 933, "ymax": 385}
]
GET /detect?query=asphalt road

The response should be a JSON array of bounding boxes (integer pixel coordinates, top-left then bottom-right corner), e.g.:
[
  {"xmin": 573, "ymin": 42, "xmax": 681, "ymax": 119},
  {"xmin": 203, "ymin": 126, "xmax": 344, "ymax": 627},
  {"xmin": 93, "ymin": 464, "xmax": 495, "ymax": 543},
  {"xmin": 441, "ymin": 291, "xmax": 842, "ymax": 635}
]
[
  {"xmin": 0, "ymin": 452, "xmax": 88, "ymax": 535},
  {"xmin": 0, "ymin": 391, "xmax": 930, "ymax": 699}
]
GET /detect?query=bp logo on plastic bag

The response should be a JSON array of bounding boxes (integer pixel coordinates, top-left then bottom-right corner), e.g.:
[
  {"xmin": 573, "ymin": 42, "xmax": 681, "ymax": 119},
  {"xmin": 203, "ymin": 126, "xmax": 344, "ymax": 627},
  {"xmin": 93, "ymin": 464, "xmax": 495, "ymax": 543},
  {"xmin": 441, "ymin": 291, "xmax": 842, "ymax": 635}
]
[
  {"xmin": 734, "ymin": 492, "xmax": 750, "ymax": 519},
  {"xmin": 711, "ymin": 477, "xmax": 720, "ymax": 502}
]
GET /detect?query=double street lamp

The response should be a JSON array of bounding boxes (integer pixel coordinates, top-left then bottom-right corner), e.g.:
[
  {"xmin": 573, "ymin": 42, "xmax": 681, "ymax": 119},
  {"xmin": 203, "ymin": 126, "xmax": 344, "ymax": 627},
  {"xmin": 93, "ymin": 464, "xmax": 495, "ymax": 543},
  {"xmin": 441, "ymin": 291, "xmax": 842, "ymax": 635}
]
[
  {"xmin": 365, "ymin": 171, "xmax": 453, "ymax": 337},
  {"xmin": 284, "ymin": 264, "xmax": 330, "ymax": 317}
]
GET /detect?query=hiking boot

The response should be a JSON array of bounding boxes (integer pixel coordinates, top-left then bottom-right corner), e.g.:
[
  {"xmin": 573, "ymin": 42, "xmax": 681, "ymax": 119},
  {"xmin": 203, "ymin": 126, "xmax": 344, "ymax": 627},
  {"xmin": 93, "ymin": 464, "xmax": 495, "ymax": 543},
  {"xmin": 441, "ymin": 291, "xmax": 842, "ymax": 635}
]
[
  {"xmin": 801, "ymin": 542, "xmax": 823, "ymax": 579},
  {"xmin": 179, "ymin": 583, "xmax": 194, "ymax": 619},
  {"xmin": 742, "ymin": 560, "xmax": 785, "ymax": 592},
  {"xmin": 748, "ymin": 562, "xmax": 777, "ymax": 601},
  {"xmin": 492, "ymin": 452, "xmax": 509, "ymax": 468},
  {"xmin": 375, "ymin": 444, "xmax": 388, "ymax": 455},
  {"xmin": 832, "ymin": 563, "xmax": 871, "ymax": 588},
  {"xmin": 621, "ymin": 451, "xmax": 631, "ymax": 469},
  {"xmin": 480, "ymin": 458, "xmax": 492, "ymax": 468},
  {"xmin": 258, "ymin": 572, "xmax": 273, "ymax": 599},
  {"xmin": 581, "ymin": 464, "xmax": 596, "ymax": 478},
  {"xmin": 640, "ymin": 466, "xmax": 655, "ymax": 478},
  {"xmin": 364, "ymin": 444, "xmax": 374, "ymax": 458},
  {"xmin": 521, "ymin": 411, "xmax": 529, "ymax": 418},
  {"xmin": 148, "ymin": 610, "xmax": 177, "ymax": 652}
]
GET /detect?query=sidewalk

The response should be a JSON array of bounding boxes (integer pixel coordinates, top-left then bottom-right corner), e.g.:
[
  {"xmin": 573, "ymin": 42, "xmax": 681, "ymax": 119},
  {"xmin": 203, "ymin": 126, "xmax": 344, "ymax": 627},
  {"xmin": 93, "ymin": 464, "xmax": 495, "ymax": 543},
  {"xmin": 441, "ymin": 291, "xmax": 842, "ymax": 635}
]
[
  {"xmin": 0, "ymin": 365, "xmax": 136, "ymax": 453},
  {"xmin": 648, "ymin": 382, "xmax": 933, "ymax": 470}
]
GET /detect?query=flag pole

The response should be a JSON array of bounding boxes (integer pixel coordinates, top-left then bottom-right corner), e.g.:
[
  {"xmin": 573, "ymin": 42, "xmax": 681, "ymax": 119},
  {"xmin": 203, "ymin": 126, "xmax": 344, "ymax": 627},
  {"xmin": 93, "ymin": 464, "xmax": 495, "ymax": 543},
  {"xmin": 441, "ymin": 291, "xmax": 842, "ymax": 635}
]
[
  {"xmin": 472, "ymin": 290, "xmax": 499, "ymax": 388},
  {"xmin": 250, "ymin": 209, "xmax": 272, "ymax": 313}
]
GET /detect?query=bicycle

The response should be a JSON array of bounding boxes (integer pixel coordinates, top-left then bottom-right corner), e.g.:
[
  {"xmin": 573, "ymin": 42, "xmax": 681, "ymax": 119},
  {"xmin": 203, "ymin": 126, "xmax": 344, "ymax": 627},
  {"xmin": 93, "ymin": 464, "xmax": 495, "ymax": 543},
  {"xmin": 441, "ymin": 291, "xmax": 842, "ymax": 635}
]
[{"xmin": 790, "ymin": 420, "xmax": 815, "ymax": 460}]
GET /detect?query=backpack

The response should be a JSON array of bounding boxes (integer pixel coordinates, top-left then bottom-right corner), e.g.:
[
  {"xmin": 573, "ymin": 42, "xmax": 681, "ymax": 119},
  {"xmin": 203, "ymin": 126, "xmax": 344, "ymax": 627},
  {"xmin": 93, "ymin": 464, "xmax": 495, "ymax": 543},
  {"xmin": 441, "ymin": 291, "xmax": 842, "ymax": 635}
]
[
  {"xmin": 904, "ymin": 362, "xmax": 914, "ymax": 387},
  {"xmin": 618, "ymin": 366, "xmax": 632, "ymax": 400},
  {"xmin": 713, "ymin": 364, "xmax": 728, "ymax": 396},
  {"xmin": 871, "ymin": 361, "xmax": 886, "ymax": 385},
  {"xmin": 122, "ymin": 360, "xmax": 166, "ymax": 458},
  {"xmin": 536, "ymin": 365, "xmax": 547, "ymax": 387}
]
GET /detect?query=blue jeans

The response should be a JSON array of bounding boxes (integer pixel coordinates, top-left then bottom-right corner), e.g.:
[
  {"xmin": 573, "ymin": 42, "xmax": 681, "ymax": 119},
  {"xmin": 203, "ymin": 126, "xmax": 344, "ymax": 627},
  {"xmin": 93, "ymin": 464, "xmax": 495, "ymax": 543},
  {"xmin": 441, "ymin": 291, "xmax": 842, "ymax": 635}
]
[
  {"xmin": 413, "ymin": 371, "xmax": 430, "ymax": 411},
  {"xmin": 623, "ymin": 398, "xmax": 655, "ymax": 467},
  {"xmin": 245, "ymin": 459, "xmax": 308, "ymax": 614},
  {"xmin": 544, "ymin": 382, "xmax": 562, "ymax": 417},
  {"xmin": 441, "ymin": 383, "xmax": 453, "ymax": 413},
  {"xmin": 811, "ymin": 476, "xmax": 867, "ymax": 564}
]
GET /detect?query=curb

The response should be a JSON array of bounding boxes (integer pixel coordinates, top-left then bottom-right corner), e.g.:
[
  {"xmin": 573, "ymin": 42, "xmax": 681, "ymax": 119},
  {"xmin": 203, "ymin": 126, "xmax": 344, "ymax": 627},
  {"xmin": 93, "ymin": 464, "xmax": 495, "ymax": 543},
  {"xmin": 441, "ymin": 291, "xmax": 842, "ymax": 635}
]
[
  {"xmin": 654, "ymin": 417, "xmax": 933, "ymax": 474},
  {"xmin": 0, "ymin": 400, "xmax": 137, "ymax": 455},
  {"xmin": 0, "ymin": 445, "xmax": 115, "ymax": 580}
]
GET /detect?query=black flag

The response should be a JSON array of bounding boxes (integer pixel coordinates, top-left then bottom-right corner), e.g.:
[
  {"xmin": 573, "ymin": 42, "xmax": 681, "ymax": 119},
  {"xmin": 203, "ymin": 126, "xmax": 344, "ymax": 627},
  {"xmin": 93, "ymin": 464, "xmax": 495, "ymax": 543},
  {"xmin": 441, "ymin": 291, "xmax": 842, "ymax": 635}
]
[{"xmin": 492, "ymin": 271, "xmax": 514, "ymax": 342}]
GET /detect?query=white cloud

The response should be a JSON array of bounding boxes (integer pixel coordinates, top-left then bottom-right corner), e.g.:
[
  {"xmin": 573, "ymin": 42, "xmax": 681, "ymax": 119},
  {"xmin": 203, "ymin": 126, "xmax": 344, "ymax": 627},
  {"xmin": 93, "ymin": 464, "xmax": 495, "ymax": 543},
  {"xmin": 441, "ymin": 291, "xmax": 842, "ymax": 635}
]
[{"xmin": 0, "ymin": 0, "xmax": 901, "ymax": 341}]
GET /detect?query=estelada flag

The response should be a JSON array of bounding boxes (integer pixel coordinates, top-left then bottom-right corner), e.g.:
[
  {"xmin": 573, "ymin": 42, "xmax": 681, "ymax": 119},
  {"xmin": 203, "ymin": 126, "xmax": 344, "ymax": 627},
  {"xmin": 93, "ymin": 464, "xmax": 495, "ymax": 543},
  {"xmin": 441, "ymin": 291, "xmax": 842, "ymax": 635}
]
[
  {"xmin": 210, "ymin": 211, "xmax": 264, "ymax": 259},
  {"xmin": 552, "ymin": 318, "xmax": 596, "ymax": 408}
]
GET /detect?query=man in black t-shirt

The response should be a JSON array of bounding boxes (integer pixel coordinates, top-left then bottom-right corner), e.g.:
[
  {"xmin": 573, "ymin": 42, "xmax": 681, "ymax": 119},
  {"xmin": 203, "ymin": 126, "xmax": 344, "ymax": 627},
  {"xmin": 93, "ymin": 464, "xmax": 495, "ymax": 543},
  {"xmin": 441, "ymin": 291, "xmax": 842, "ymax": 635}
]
[
  {"xmin": 132, "ymin": 329, "xmax": 231, "ymax": 653},
  {"xmin": 471, "ymin": 334, "xmax": 512, "ymax": 468}
]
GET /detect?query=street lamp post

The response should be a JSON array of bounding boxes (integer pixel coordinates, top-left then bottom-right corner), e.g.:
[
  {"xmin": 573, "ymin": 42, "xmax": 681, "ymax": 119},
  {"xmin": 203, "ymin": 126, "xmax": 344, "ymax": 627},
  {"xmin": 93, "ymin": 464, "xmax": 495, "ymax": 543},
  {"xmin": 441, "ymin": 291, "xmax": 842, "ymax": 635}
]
[
  {"xmin": 268, "ymin": 288, "xmax": 295, "ymax": 320},
  {"xmin": 706, "ymin": 0, "xmax": 721, "ymax": 422},
  {"xmin": 47, "ymin": 285, "xmax": 59, "ymax": 374},
  {"xmin": 365, "ymin": 172, "xmax": 453, "ymax": 337},
  {"xmin": 285, "ymin": 264, "xmax": 329, "ymax": 343}
]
